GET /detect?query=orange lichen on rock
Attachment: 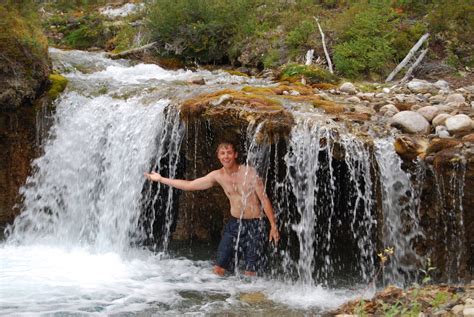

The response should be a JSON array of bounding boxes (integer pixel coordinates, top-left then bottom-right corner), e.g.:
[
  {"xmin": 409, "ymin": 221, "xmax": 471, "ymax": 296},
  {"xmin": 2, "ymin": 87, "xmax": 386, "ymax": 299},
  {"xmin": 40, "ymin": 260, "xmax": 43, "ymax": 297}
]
[
  {"xmin": 426, "ymin": 138, "xmax": 462, "ymax": 155},
  {"xmin": 312, "ymin": 99, "xmax": 346, "ymax": 114},
  {"xmin": 180, "ymin": 89, "xmax": 293, "ymax": 142},
  {"xmin": 312, "ymin": 83, "xmax": 337, "ymax": 90}
]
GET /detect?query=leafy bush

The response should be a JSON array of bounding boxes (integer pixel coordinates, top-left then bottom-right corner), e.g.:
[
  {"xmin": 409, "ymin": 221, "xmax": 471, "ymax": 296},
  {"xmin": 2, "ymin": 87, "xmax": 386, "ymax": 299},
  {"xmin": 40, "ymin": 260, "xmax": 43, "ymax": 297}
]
[
  {"xmin": 63, "ymin": 14, "xmax": 108, "ymax": 49},
  {"xmin": 280, "ymin": 64, "xmax": 339, "ymax": 84},
  {"xmin": 147, "ymin": 0, "xmax": 255, "ymax": 64},
  {"xmin": 333, "ymin": 5, "xmax": 397, "ymax": 78}
]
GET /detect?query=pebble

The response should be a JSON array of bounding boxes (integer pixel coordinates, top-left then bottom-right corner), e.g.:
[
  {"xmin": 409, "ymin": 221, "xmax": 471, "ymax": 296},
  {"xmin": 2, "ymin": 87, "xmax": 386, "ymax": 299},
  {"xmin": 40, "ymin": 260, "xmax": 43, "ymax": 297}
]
[{"xmin": 435, "ymin": 125, "xmax": 450, "ymax": 138}]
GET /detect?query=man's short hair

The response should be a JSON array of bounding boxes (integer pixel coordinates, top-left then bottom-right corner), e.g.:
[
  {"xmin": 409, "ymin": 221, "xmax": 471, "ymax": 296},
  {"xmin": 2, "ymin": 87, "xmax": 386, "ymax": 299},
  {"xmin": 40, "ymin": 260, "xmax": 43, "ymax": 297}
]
[{"xmin": 216, "ymin": 140, "xmax": 238, "ymax": 153}]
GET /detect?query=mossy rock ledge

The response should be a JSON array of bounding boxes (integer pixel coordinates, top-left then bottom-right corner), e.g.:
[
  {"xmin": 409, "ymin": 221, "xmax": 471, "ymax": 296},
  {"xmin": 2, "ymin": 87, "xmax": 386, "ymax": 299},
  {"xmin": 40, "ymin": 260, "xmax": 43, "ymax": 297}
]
[
  {"xmin": 180, "ymin": 89, "xmax": 294, "ymax": 144},
  {"xmin": 0, "ymin": 5, "xmax": 51, "ymax": 110}
]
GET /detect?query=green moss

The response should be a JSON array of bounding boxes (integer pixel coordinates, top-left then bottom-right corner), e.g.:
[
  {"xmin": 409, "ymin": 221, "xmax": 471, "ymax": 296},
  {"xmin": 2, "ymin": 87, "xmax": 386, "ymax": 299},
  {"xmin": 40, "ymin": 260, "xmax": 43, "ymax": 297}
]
[
  {"xmin": 223, "ymin": 70, "xmax": 249, "ymax": 77},
  {"xmin": 280, "ymin": 64, "xmax": 339, "ymax": 84},
  {"xmin": 47, "ymin": 74, "xmax": 68, "ymax": 99}
]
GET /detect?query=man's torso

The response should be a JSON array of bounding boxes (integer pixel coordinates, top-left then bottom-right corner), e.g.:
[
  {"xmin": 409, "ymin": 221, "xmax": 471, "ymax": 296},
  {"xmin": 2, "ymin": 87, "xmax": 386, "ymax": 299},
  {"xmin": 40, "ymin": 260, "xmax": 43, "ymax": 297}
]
[{"xmin": 214, "ymin": 165, "xmax": 263, "ymax": 219}]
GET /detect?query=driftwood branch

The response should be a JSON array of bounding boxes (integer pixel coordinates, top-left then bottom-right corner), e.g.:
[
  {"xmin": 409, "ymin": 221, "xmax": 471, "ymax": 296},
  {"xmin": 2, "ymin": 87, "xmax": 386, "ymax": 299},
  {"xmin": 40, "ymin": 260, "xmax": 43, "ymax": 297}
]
[
  {"xmin": 313, "ymin": 16, "xmax": 333, "ymax": 74},
  {"xmin": 107, "ymin": 42, "xmax": 157, "ymax": 59},
  {"xmin": 385, "ymin": 33, "xmax": 429, "ymax": 82},
  {"xmin": 401, "ymin": 48, "xmax": 428, "ymax": 82}
]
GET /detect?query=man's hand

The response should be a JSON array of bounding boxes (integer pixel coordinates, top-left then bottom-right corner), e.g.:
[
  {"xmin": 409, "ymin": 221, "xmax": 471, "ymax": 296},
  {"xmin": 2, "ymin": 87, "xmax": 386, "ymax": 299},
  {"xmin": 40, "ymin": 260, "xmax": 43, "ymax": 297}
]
[
  {"xmin": 144, "ymin": 172, "xmax": 162, "ymax": 182},
  {"xmin": 269, "ymin": 225, "xmax": 280, "ymax": 244}
]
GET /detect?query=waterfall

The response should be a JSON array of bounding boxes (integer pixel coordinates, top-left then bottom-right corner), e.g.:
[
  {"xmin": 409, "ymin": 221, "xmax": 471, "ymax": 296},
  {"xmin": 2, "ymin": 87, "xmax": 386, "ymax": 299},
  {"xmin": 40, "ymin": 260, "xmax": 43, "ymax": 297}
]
[
  {"xmin": 277, "ymin": 116, "xmax": 375, "ymax": 286},
  {"xmin": 374, "ymin": 138, "xmax": 424, "ymax": 286}
]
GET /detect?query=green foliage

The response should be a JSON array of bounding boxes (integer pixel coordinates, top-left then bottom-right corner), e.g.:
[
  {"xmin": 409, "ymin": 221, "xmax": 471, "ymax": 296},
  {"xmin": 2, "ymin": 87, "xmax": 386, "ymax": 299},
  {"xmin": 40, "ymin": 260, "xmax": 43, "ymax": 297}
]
[
  {"xmin": 286, "ymin": 20, "xmax": 315, "ymax": 49},
  {"xmin": 147, "ymin": 0, "xmax": 254, "ymax": 64},
  {"xmin": 333, "ymin": 5, "xmax": 397, "ymax": 78},
  {"xmin": 263, "ymin": 49, "xmax": 281, "ymax": 69},
  {"xmin": 62, "ymin": 14, "xmax": 108, "ymax": 49},
  {"xmin": 427, "ymin": 0, "xmax": 474, "ymax": 67},
  {"xmin": 280, "ymin": 64, "xmax": 339, "ymax": 84}
]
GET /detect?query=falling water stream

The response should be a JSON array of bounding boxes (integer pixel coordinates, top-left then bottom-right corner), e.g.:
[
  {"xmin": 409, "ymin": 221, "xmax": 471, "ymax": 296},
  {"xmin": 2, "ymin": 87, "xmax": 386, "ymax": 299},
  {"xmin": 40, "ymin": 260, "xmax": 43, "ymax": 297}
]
[{"xmin": 0, "ymin": 49, "xmax": 360, "ymax": 315}]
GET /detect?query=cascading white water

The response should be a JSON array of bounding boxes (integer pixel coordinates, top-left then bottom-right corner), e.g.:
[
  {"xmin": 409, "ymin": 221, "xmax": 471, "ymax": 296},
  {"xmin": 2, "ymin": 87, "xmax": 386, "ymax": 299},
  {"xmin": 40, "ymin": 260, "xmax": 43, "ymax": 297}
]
[
  {"xmin": 6, "ymin": 93, "xmax": 171, "ymax": 252},
  {"xmin": 0, "ymin": 49, "xmax": 359, "ymax": 315},
  {"xmin": 279, "ymin": 115, "xmax": 376, "ymax": 286},
  {"xmin": 374, "ymin": 138, "xmax": 424, "ymax": 286}
]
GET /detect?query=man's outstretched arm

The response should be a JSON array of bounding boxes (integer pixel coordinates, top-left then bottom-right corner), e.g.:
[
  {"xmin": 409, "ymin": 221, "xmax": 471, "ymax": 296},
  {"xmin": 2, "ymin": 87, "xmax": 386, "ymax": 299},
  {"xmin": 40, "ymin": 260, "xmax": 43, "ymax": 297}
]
[
  {"xmin": 255, "ymin": 176, "xmax": 280, "ymax": 243},
  {"xmin": 144, "ymin": 171, "xmax": 217, "ymax": 191}
]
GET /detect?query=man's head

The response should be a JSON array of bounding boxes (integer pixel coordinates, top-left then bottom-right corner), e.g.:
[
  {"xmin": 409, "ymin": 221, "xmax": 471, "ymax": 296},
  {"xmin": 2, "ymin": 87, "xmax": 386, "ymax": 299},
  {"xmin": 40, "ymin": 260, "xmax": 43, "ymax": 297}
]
[{"xmin": 216, "ymin": 141, "xmax": 239, "ymax": 169}]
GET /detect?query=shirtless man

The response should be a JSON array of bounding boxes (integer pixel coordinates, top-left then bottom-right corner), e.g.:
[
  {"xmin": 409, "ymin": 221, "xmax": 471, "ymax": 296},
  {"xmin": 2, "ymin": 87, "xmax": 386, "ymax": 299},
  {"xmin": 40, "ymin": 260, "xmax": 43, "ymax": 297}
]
[{"xmin": 144, "ymin": 141, "xmax": 279, "ymax": 276}]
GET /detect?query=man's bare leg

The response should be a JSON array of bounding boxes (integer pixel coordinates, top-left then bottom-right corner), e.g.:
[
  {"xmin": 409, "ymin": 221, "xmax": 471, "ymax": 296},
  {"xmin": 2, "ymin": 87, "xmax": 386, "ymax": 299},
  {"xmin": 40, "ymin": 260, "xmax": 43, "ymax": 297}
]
[
  {"xmin": 244, "ymin": 271, "xmax": 256, "ymax": 276},
  {"xmin": 213, "ymin": 265, "xmax": 225, "ymax": 276}
]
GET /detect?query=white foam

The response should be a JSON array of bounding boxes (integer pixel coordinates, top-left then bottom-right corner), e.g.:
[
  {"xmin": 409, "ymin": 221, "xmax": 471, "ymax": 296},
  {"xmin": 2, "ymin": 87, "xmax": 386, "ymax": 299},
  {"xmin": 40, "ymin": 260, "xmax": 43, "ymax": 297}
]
[{"xmin": 0, "ymin": 244, "xmax": 359, "ymax": 315}]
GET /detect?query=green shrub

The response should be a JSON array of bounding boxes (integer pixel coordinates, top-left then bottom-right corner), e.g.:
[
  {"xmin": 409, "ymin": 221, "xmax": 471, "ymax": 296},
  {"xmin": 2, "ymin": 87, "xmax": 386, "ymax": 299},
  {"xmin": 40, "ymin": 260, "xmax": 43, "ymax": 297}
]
[
  {"xmin": 147, "ymin": 0, "xmax": 254, "ymax": 64},
  {"xmin": 286, "ymin": 20, "xmax": 315, "ymax": 49},
  {"xmin": 333, "ymin": 4, "xmax": 397, "ymax": 78},
  {"xmin": 280, "ymin": 64, "xmax": 339, "ymax": 84},
  {"xmin": 63, "ymin": 14, "xmax": 108, "ymax": 49}
]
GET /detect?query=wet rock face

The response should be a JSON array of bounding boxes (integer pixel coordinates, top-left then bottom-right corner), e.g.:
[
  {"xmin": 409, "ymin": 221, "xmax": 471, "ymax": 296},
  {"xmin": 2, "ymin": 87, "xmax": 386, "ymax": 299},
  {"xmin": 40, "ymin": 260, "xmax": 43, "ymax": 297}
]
[
  {"xmin": 0, "ymin": 7, "xmax": 51, "ymax": 110},
  {"xmin": 0, "ymin": 106, "xmax": 39, "ymax": 226}
]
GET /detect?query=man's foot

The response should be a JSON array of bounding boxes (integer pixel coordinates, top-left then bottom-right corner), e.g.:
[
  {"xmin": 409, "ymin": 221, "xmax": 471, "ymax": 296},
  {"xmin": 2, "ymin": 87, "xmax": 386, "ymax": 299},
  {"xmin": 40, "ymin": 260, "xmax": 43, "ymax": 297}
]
[{"xmin": 213, "ymin": 265, "xmax": 225, "ymax": 276}]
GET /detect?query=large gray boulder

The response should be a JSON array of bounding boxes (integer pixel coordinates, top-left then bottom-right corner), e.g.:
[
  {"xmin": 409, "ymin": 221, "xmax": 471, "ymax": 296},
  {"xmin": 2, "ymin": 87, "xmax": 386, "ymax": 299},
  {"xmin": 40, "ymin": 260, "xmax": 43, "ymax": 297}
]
[
  {"xmin": 407, "ymin": 79, "xmax": 436, "ymax": 94},
  {"xmin": 391, "ymin": 111, "xmax": 431, "ymax": 134},
  {"xmin": 445, "ymin": 114, "xmax": 473, "ymax": 133}
]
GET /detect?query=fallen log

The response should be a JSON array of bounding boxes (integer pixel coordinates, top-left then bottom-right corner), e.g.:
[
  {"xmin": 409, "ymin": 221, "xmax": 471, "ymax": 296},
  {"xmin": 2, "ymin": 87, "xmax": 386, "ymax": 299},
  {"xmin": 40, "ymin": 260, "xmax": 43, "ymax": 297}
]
[
  {"xmin": 401, "ymin": 48, "xmax": 429, "ymax": 82},
  {"xmin": 385, "ymin": 33, "xmax": 429, "ymax": 82},
  {"xmin": 107, "ymin": 42, "xmax": 157, "ymax": 60}
]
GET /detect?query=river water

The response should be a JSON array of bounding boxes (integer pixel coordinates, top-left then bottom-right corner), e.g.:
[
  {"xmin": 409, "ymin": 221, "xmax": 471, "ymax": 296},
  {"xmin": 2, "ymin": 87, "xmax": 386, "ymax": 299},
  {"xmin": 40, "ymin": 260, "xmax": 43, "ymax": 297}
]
[{"xmin": 0, "ymin": 49, "xmax": 363, "ymax": 315}]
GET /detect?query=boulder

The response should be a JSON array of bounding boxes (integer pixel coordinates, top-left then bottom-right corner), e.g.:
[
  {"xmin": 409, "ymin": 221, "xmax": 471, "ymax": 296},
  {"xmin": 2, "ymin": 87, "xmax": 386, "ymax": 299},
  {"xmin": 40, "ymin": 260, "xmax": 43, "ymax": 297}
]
[
  {"xmin": 347, "ymin": 96, "xmax": 361, "ymax": 103},
  {"xmin": 407, "ymin": 79, "xmax": 436, "ymax": 94},
  {"xmin": 339, "ymin": 82, "xmax": 357, "ymax": 94},
  {"xmin": 429, "ymin": 95, "xmax": 445, "ymax": 104},
  {"xmin": 380, "ymin": 104, "xmax": 399, "ymax": 115},
  {"xmin": 435, "ymin": 103, "xmax": 453, "ymax": 113},
  {"xmin": 445, "ymin": 93, "xmax": 465, "ymax": 106},
  {"xmin": 434, "ymin": 80, "xmax": 450, "ymax": 91},
  {"xmin": 445, "ymin": 114, "xmax": 472, "ymax": 133},
  {"xmin": 417, "ymin": 106, "xmax": 439, "ymax": 122},
  {"xmin": 432, "ymin": 114, "xmax": 452, "ymax": 127},
  {"xmin": 394, "ymin": 135, "xmax": 428, "ymax": 160},
  {"xmin": 391, "ymin": 111, "xmax": 431, "ymax": 134}
]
